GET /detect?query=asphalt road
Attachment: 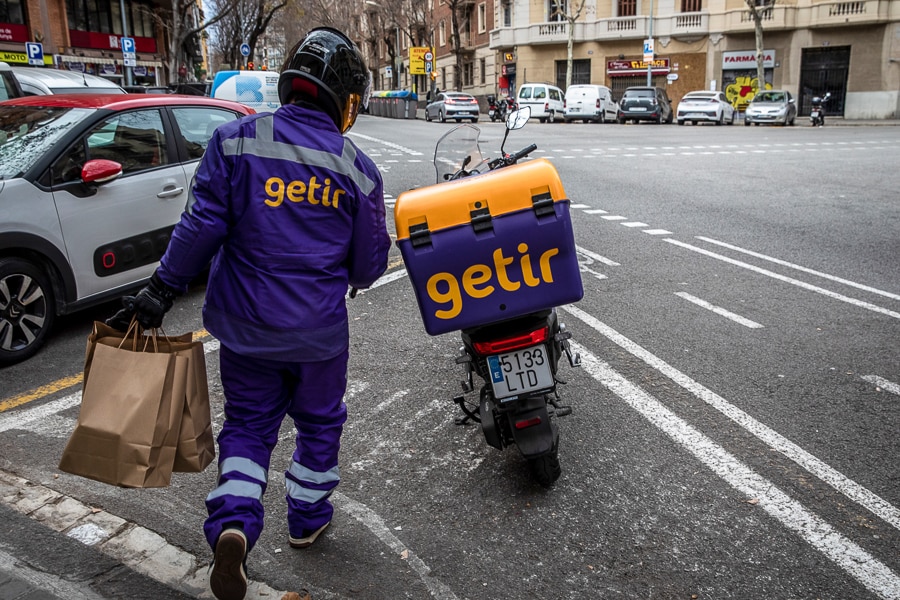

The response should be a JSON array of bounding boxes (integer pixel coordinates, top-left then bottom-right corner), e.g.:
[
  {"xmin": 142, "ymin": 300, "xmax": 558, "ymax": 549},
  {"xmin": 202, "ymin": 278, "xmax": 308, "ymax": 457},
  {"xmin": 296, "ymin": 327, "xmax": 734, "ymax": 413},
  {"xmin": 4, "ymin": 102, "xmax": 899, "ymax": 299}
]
[{"xmin": 1, "ymin": 115, "xmax": 898, "ymax": 600}]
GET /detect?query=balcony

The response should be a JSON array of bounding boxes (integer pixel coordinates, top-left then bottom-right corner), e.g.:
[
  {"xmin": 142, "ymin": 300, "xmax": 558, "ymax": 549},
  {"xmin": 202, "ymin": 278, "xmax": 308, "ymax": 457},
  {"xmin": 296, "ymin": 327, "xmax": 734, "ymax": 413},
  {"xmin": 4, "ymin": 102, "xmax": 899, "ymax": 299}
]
[
  {"xmin": 808, "ymin": 0, "xmax": 898, "ymax": 27},
  {"xmin": 723, "ymin": 4, "xmax": 797, "ymax": 32},
  {"xmin": 490, "ymin": 17, "xmax": 651, "ymax": 49}
]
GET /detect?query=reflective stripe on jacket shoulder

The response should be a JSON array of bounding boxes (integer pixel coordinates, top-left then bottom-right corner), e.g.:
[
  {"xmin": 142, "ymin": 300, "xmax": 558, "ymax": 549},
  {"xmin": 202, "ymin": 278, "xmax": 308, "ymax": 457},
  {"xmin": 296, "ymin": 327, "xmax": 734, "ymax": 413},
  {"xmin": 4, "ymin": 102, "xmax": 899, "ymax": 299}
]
[{"xmin": 221, "ymin": 115, "xmax": 377, "ymax": 196}]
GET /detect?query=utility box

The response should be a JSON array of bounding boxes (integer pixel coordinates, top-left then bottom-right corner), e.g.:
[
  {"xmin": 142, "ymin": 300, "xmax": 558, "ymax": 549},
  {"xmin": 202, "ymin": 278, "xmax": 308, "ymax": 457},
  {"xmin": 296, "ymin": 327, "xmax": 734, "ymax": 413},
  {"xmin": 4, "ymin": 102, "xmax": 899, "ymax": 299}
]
[{"xmin": 394, "ymin": 159, "xmax": 583, "ymax": 335}]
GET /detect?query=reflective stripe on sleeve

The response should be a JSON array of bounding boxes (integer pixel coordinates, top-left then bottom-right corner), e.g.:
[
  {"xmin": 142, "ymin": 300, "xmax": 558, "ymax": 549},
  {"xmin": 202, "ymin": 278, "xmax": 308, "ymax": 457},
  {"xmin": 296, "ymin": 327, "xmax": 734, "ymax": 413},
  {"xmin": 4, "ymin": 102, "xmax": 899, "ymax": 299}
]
[{"xmin": 221, "ymin": 116, "xmax": 376, "ymax": 195}]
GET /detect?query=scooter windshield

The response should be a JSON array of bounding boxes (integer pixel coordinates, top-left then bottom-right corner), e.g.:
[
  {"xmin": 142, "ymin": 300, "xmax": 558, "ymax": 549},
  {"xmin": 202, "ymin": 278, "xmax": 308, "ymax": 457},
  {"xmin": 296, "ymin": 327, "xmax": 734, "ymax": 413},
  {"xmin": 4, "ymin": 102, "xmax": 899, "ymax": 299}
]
[{"xmin": 433, "ymin": 124, "xmax": 488, "ymax": 183}]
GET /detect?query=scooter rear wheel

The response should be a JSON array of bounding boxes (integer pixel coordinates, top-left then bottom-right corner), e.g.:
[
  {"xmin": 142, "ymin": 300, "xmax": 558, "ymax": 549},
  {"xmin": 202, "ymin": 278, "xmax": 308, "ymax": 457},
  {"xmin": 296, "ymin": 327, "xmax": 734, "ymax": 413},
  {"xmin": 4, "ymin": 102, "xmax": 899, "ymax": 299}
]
[{"xmin": 528, "ymin": 442, "xmax": 561, "ymax": 487}]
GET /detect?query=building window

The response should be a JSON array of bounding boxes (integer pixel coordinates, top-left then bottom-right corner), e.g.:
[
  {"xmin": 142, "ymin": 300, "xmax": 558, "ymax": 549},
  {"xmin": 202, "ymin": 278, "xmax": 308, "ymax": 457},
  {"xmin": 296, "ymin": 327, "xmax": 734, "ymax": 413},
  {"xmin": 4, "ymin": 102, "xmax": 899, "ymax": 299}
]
[
  {"xmin": 480, "ymin": 57, "xmax": 486, "ymax": 84},
  {"xmin": 463, "ymin": 61, "xmax": 474, "ymax": 87},
  {"xmin": 618, "ymin": 0, "xmax": 636, "ymax": 17},
  {"xmin": 549, "ymin": 0, "xmax": 567, "ymax": 21},
  {"xmin": 439, "ymin": 20, "xmax": 446, "ymax": 46},
  {"xmin": 478, "ymin": 3, "xmax": 486, "ymax": 33},
  {"xmin": 503, "ymin": 2, "xmax": 512, "ymax": 26},
  {"xmin": 556, "ymin": 59, "xmax": 590, "ymax": 88},
  {"xmin": 66, "ymin": 0, "xmax": 154, "ymax": 37},
  {"xmin": 1, "ymin": 0, "xmax": 25, "ymax": 24},
  {"xmin": 681, "ymin": 0, "xmax": 701, "ymax": 11}
]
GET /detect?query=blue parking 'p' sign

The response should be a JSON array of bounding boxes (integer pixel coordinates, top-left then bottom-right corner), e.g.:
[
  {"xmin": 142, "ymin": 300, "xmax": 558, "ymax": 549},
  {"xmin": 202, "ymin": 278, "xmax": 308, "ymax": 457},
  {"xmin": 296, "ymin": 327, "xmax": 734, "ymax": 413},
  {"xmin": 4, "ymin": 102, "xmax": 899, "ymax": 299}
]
[
  {"xmin": 25, "ymin": 42, "xmax": 43, "ymax": 66},
  {"xmin": 120, "ymin": 37, "xmax": 135, "ymax": 54}
]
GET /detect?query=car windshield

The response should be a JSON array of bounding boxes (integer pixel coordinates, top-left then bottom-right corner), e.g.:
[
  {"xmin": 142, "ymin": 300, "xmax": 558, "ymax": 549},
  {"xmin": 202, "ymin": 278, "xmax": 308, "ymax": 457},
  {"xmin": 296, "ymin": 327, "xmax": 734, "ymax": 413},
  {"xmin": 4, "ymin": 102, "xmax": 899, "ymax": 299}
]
[
  {"xmin": 755, "ymin": 92, "xmax": 785, "ymax": 103},
  {"xmin": 625, "ymin": 90, "xmax": 654, "ymax": 98},
  {"xmin": 685, "ymin": 93, "xmax": 715, "ymax": 100},
  {"xmin": 0, "ymin": 105, "xmax": 91, "ymax": 179}
]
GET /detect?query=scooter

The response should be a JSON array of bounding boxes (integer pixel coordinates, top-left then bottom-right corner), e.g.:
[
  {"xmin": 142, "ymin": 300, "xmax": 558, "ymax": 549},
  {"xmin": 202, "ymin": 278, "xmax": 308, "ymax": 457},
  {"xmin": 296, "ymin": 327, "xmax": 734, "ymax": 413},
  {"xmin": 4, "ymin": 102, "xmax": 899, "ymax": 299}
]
[
  {"xmin": 810, "ymin": 92, "xmax": 831, "ymax": 127},
  {"xmin": 487, "ymin": 95, "xmax": 507, "ymax": 122},
  {"xmin": 396, "ymin": 108, "xmax": 582, "ymax": 486}
]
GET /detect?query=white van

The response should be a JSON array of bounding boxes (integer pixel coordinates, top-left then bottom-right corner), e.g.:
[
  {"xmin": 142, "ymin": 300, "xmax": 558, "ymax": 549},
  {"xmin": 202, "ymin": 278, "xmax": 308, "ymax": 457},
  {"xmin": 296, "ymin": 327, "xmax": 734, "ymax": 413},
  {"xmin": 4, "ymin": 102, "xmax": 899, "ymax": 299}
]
[
  {"xmin": 517, "ymin": 83, "xmax": 565, "ymax": 123},
  {"xmin": 564, "ymin": 84, "xmax": 616, "ymax": 123},
  {"xmin": 211, "ymin": 70, "xmax": 280, "ymax": 113}
]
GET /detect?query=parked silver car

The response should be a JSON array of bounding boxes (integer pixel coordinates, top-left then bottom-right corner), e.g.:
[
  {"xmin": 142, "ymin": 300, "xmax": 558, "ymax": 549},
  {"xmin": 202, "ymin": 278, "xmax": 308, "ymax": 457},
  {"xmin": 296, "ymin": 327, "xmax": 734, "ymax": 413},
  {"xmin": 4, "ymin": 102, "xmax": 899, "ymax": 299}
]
[
  {"xmin": 744, "ymin": 90, "xmax": 797, "ymax": 126},
  {"xmin": 425, "ymin": 92, "xmax": 480, "ymax": 123},
  {"xmin": 10, "ymin": 66, "xmax": 126, "ymax": 95}
]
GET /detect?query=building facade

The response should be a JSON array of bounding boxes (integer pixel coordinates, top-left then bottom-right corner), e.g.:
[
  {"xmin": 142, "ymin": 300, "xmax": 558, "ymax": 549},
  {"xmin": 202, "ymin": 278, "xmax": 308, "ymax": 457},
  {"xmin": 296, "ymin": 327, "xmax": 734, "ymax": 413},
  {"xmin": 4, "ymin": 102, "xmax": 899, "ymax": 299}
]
[
  {"xmin": 1, "ymin": 0, "xmax": 198, "ymax": 87},
  {"xmin": 490, "ymin": 0, "xmax": 900, "ymax": 118}
]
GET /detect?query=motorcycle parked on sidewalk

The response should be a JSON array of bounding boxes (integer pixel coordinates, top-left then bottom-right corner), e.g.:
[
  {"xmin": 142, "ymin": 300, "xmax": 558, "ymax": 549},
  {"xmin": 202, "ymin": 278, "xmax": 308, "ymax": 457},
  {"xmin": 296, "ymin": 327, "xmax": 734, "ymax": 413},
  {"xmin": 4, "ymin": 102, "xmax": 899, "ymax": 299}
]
[
  {"xmin": 394, "ymin": 108, "xmax": 584, "ymax": 486},
  {"xmin": 810, "ymin": 92, "xmax": 831, "ymax": 127},
  {"xmin": 487, "ymin": 95, "xmax": 505, "ymax": 122}
]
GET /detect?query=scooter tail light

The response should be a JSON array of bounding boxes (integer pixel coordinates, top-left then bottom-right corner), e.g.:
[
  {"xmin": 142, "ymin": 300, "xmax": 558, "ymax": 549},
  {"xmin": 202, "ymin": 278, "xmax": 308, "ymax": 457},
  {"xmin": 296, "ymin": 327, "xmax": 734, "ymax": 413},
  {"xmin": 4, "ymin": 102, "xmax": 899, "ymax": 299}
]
[
  {"xmin": 515, "ymin": 416, "xmax": 543, "ymax": 430},
  {"xmin": 472, "ymin": 326, "xmax": 550, "ymax": 355}
]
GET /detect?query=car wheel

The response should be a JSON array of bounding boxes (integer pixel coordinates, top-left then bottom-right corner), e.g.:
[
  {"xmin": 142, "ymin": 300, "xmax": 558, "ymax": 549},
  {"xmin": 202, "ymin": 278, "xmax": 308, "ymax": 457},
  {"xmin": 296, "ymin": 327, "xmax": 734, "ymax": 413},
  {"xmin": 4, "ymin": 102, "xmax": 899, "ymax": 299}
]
[
  {"xmin": 425, "ymin": 110, "xmax": 432, "ymax": 122},
  {"xmin": 678, "ymin": 120, "xmax": 684, "ymax": 126},
  {"xmin": 539, "ymin": 117, "xmax": 546, "ymax": 123},
  {"xmin": 617, "ymin": 116, "xmax": 625, "ymax": 124},
  {"xmin": 729, "ymin": 112, "xmax": 736, "ymax": 125},
  {"xmin": 548, "ymin": 110, "xmax": 556, "ymax": 123},
  {"xmin": 439, "ymin": 110, "xmax": 446, "ymax": 123},
  {"xmin": 716, "ymin": 113, "xmax": 723, "ymax": 126},
  {"xmin": 745, "ymin": 118, "xmax": 751, "ymax": 126},
  {"xmin": 599, "ymin": 113, "xmax": 606, "ymax": 124},
  {"xmin": 0, "ymin": 257, "xmax": 56, "ymax": 366}
]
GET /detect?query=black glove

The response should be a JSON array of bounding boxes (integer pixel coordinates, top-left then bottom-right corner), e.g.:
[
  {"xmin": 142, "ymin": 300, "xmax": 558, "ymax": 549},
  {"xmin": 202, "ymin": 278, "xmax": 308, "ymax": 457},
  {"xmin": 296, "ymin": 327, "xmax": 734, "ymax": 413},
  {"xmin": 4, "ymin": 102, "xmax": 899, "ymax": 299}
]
[{"xmin": 105, "ymin": 272, "xmax": 178, "ymax": 331}]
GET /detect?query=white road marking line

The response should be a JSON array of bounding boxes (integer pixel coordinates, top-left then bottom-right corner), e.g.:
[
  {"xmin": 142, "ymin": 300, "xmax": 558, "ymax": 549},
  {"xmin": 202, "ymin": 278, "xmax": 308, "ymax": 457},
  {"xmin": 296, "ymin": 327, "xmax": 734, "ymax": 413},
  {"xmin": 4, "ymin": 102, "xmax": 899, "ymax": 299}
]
[
  {"xmin": 576, "ymin": 246, "xmax": 620, "ymax": 266},
  {"xmin": 562, "ymin": 305, "xmax": 900, "ymax": 533},
  {"xmin": 348, "ymin": 132, "xmax": 424, "ymax": 156},
  {"xmin": 337, "ymin": 492, "xmax": 460, "ymax": 600},
  {"xmin": 583, "ymin": 209, "xmax": 608, "ymax": 214},
  {"xmin": 674, "ymin": 292, "xmax": 764, "ymax": 329},
  {"xmin": 621, "ymin": 222, "xmax": 649, "ymax": 228},
  {"xmin": 571, "ymin": 339, "xmax": 900, "ymax": 600},
  {"xmin": 665, "ymin": 239, "xmax": 900, "ymax": 320},
  {"xmin": 861, "ymin": 376, "xmax": 900, "ymax": 396},
  {"xmin": 601, "ymin": 215, "xmax": 628, "ymax": 221},
  {"xmin": 569, "ymin": 203, "xmax": 591, "ymax": 209},
  {"xmin": 643, "ymin": 229, "xmax": 672, "ymax": 235},
  {"xmin": 696, "ymin": 236, "xmax": 900, "ymax": 302}
]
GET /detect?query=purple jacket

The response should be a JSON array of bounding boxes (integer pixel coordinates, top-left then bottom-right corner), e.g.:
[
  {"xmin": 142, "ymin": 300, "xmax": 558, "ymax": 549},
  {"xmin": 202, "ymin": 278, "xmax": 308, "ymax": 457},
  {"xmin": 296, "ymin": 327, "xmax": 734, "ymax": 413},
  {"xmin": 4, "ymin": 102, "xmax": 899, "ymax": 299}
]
[{"xmin": 157, "ymin": 103, "xmax": 390, "ymax": 360}]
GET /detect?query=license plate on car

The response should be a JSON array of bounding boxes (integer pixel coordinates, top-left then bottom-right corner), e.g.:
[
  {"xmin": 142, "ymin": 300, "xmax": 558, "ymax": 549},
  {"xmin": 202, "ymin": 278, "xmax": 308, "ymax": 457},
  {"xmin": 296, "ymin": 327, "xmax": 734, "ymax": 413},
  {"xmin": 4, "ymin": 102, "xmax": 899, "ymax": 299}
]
[
  {"xmin": 630, "ymin": 107, "xmax": 646, "ymax": 111},
  {"xmin": 486, "ymin": 345, "xmax": 555, "ymax": 400}
]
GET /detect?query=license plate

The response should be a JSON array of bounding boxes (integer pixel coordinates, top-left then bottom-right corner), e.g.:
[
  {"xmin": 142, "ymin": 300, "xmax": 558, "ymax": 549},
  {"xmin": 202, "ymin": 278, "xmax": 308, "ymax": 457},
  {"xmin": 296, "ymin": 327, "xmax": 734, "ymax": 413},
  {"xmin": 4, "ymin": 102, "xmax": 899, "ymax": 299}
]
[
  {"xmin": 811, "ymin": 110, "xmax": 820, "ymax": 117},
  {"xmin": 486, "ymin": 345, "xmax": 554, "ymax": 400},
  {"xmin": 630, "ymin": 107, "xmax": 646, "ymax": 111},
  {"xmin": 489, "ymin": 109, "xmax": 495, "ymax": 116}
]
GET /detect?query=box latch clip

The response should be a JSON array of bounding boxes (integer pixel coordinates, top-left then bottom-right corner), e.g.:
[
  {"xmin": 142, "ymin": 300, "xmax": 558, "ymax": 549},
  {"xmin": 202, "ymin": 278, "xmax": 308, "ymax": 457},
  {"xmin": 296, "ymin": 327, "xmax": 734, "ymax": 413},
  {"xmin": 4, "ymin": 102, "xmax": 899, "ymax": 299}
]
[
  {"xmin": 532, "ymin": 192, "xmax": 556, "ymax": 218},
  {"xmin": 409, "ymin": 221, "xmax": 432, "ymax": 248}
]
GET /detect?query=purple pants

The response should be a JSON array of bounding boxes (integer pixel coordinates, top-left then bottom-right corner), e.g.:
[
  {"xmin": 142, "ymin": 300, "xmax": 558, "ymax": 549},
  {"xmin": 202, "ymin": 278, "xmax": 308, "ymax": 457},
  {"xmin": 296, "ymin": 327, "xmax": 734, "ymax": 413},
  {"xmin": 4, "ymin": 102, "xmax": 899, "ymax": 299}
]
[{"xmin": 204, "ymin": 344, "xmax": 348, "ymax": 551}]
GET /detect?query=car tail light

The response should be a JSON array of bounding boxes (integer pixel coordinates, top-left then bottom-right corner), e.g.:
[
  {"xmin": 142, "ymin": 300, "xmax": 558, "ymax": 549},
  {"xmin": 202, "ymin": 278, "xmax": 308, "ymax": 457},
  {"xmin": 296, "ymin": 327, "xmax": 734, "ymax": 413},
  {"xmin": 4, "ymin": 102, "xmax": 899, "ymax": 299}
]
[
  {"xmin": 473, "ymin": 327, "xmax": 550, "ymax": 355},
  {"xmin": 564, "ymin": 100, "xmax": 567, "ymax": 108},
  {"xmin": 544, "ymin": 102, "xmax": 549, "ymax": 111},
  {"xmin": 595, "ymin": 99, "xmax": 600, "ymax": 108}
]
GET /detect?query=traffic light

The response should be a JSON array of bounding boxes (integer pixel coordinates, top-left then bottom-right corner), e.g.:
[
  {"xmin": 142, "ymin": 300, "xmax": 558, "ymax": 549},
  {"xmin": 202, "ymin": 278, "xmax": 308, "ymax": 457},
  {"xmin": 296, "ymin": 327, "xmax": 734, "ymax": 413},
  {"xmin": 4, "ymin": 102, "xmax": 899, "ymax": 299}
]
[
  {"xmin": 261, "ymin": 64, "xmax": 267, "ymax": 71},
  {"xmin": 248, "ymin": 61, "xmax": 254, "ymax": 71}
]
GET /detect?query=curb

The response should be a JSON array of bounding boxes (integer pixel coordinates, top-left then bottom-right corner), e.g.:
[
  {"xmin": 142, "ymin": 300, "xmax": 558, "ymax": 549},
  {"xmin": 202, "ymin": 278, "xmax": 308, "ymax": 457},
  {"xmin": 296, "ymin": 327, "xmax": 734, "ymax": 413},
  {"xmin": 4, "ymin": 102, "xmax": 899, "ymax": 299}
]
[{"xmin": 0, "ymin": 469, "xmax": 286, "ymax": 599}]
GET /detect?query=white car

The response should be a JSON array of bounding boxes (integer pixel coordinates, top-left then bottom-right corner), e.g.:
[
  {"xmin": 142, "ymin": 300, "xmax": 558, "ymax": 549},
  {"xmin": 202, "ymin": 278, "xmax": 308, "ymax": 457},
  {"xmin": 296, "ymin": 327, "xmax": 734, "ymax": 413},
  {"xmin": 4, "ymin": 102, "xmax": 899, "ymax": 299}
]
[
  {"xmin": 0, "ymin": 94, "xmax": 253, "ymax": 365},
  {"xmin": 676, "ymin": 90, "xmax": 735, "ymax": 125}
]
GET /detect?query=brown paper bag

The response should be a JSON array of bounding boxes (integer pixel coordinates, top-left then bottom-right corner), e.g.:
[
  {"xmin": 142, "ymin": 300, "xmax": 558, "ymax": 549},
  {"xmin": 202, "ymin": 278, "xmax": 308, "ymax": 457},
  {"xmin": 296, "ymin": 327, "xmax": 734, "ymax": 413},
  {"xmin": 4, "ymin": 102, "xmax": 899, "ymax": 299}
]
[
  {"xmin": 83, "ymin": 322, "xmax": 215, "ymax": 473},
  {"xmin": 60, "ymin": 323, "xmax": 187, "ymax": 488},
  {"xmin": 167, "ymin": 338, "xmax": 215, "ymax": 473}
]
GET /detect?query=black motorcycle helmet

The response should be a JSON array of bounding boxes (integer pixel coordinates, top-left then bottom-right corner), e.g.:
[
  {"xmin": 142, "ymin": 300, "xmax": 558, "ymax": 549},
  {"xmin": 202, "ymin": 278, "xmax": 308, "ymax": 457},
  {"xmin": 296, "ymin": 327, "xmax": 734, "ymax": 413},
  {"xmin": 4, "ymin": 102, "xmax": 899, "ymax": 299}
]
[{"xmin": 278, "ymin": 27, "xmax": 371, "ymax": 133}]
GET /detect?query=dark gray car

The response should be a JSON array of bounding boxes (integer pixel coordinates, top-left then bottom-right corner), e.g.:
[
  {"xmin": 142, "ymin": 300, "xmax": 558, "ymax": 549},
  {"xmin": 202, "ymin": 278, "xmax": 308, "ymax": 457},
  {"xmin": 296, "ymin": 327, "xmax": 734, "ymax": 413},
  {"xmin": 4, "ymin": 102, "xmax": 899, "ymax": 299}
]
[{"xmin": 616, "ymin": 86, "xmax": 674, "ymax": 124}]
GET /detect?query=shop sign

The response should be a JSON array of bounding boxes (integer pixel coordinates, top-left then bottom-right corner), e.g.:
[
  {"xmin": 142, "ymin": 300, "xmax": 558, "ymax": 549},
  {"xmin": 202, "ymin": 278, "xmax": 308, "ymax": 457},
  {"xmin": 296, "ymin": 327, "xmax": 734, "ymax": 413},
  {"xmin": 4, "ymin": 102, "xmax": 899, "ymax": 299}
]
[
  {"xmin": 722, "ymin": 50, "xmax": 775, "ymax": 70},
  {"xmin": 607, "ymin": 58, "xmax": 670, "ymax": 76},
  {"xmin": 0, "ymin": 23, "xmax": 28, "ymax": 43},
  {"xmin": 1, "ymin": 49, "xmax": 52, "ymax": 65}
]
